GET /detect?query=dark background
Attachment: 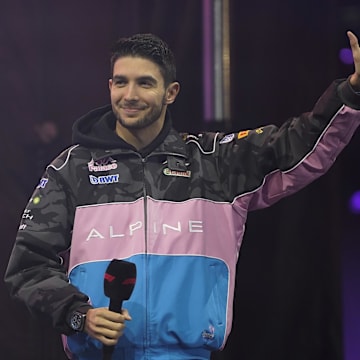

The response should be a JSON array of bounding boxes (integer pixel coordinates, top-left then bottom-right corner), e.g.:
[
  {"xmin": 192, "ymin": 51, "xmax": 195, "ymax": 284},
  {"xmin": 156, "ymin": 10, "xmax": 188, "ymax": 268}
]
[{"xmin": 1, "ymin": 1, "xmax": 360, "ymax": 359}]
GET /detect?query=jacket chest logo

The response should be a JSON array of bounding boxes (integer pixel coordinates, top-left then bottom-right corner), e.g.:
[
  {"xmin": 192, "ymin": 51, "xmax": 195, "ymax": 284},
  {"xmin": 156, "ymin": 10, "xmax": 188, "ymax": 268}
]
[
  {"xmin": 89, "ymin": 174, "xmax": 119, "ymax": 185},
  {"xmin": 87, "ymin": 157, "xmax": 120, "ymax": 185},
  {"xmin": 88, "ymin": 157, "xmax": 118, "ymax": 172}
]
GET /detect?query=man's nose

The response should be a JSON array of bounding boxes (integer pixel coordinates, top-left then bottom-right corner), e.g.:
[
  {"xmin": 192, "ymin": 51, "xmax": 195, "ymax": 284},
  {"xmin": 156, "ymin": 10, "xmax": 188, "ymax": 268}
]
[{"xmin": 124, "ymin": 84, "xmax": 139, "ymax": 100}]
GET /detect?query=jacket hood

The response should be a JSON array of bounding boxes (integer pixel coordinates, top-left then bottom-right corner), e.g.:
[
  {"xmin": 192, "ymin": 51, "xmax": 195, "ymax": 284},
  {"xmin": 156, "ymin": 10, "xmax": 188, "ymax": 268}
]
[
  {"xmin": 72, "ymin": 104, "xmax": 174, "ymax": 156},
  {"xmin": 72, "ymin": 105, "xmax": 130, "ymax": 150}
]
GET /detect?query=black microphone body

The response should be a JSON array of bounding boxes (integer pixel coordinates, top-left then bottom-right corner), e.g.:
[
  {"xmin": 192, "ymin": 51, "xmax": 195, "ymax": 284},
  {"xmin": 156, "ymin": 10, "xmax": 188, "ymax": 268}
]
[
  {"xmin": 109, "ymin": 298, "xmax": 123, "ymax": 314},
  {"xmin": 103, "ymin": 259, "xmax": 137, "ymax": 360}
]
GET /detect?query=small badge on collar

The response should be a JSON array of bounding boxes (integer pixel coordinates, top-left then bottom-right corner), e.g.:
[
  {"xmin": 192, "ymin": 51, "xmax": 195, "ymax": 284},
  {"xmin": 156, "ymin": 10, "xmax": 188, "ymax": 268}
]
[{"xmin": 163, "ymin": 168, "xmax": 192, "ymax": 178}]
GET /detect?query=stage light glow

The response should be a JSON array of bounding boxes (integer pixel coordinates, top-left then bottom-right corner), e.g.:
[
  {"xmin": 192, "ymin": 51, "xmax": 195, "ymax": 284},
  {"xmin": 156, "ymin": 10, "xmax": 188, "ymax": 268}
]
[
  {"xmin": 349, "ymin": 191, "xmax": 360, "ymax": 213},
  {"xmin": 339, "ymin": 48, "xmax": 354, "ymax": 65}
]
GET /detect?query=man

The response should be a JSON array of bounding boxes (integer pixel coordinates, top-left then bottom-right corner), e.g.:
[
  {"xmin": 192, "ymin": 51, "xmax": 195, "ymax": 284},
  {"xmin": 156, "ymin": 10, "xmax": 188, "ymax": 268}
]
[{"xmin": 4, "ymin": 32, "xmax": 360, "ymax": 360}]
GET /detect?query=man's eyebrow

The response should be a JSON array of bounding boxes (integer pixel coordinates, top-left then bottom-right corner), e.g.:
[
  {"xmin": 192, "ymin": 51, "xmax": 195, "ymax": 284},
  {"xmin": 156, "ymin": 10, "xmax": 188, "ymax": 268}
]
[
  {"xmin": 112, "ymin": 74, "xmax": 158, "ymax": 83},
  {"xmin": 137, "ymin": 75, "xmax": 158, "ymax": 84},
  {"xmin": 112, "ymin": 75, "xmax": 126, "ymax": 81}
]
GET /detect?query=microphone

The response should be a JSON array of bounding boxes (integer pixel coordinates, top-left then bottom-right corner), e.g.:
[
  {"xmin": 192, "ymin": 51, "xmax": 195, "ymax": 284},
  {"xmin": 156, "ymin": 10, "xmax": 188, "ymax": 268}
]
[{"xmin": 103, "ymin": 259, "xmax": 137, "ymax": 360}]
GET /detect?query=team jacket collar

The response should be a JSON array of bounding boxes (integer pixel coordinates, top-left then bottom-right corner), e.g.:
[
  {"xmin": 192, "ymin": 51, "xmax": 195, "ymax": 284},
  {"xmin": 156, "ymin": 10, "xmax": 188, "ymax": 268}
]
[{"xmin": 88, "ymin": 112, "xmax": 189, "ymax": 170}]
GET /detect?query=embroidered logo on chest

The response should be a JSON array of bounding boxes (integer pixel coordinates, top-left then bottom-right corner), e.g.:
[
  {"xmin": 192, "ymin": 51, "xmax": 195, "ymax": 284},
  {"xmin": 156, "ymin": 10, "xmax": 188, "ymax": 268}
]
[
  {"xmin": 89, "ymin": 174, "xmax": 119, "ymax": 185},
  {"xmin": 88, "ymin": 157, "xmax": 118, "ymax": 172}
]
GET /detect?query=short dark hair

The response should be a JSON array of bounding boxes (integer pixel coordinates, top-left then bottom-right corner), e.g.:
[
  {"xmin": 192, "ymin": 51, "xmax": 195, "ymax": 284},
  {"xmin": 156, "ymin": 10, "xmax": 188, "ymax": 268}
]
[{"xmin": 110, "ymin": 33, "xmax": 177, "ymax": 86}]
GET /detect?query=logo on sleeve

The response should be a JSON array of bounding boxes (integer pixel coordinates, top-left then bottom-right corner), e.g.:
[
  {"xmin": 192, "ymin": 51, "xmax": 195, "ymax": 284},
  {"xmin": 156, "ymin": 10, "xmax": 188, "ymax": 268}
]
[
  {"xmin": 219, "ymin": 133, "xmax": 235, "ymax": 144},
  {"xmin": 37, "ymin": 178, "xmax": 48, "ymax": 189},
  {"xmin": 32, "ymin": 196, "xmax": 41, "ymax": 205},
  {"xmin": 18, "ymin": 223, "xmax": 27, "ymax": 231},
  {"xmin": 237, "ymin": 130, "xmax": 249, "ymax": 139},
  {"xmin": 22, "ymin": 209, "xmax": 33, "ymax": 220}
]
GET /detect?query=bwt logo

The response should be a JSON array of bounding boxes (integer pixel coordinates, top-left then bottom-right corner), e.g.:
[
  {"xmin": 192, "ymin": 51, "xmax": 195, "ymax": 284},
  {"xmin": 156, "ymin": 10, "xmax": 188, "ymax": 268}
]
[{"xmin": 89, "ymin": 174, "xmax": 119, "ymax": 185}]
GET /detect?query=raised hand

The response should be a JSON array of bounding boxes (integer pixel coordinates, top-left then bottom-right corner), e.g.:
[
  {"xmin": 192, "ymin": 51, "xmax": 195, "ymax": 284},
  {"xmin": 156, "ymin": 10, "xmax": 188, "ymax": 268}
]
[{"xmin": 347, "ymin": 31, "xmax": 360, "ymax": 90}]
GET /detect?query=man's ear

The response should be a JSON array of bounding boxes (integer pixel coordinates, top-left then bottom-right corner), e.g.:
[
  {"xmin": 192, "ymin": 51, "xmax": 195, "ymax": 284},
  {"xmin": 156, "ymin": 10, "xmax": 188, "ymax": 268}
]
[{"xmin": 165, "ymin": 82, "xmax": 180, "ymax": 104}]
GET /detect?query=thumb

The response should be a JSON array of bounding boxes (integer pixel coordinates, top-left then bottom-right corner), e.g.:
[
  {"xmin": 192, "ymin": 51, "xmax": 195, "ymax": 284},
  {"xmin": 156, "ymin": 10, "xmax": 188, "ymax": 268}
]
[{"xmin": 121, "ymin": 308, "xmax": 132, "ymax": 321}]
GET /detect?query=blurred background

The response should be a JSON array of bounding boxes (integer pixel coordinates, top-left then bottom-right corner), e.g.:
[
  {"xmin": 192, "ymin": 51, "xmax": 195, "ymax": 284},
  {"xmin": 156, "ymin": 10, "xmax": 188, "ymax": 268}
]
[{"xmin": 1, "ymin": 0, "xmax": 360, "ymax": 359}]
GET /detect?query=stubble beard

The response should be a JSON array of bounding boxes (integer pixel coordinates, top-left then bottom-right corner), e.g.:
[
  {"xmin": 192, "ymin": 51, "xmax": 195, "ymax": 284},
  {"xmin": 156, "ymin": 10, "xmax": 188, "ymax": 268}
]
[{"xmin": 114, "ymin": 97, "xmax": 166, "ymax": 130}]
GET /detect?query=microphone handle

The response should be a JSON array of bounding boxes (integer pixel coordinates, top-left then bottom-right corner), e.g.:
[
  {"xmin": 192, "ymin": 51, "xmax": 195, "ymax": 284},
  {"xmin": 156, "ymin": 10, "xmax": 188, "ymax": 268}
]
[
  {"xmin": 103, "ymin": 347, "xmax": 114, "ymax": 360},
  {"xmin": 109, "ymin": 298, "xmax": 123, "ymax": 314},
  {"xmin": 102, "ymin": 299, "xmax": 123, "ymax": 360}
]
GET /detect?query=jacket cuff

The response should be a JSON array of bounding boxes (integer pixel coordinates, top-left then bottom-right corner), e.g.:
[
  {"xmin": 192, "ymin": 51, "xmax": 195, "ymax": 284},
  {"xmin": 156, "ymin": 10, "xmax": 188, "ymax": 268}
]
[{"xmin": 337, "ymin": 77, "xmax": 360, "ymax": 110}]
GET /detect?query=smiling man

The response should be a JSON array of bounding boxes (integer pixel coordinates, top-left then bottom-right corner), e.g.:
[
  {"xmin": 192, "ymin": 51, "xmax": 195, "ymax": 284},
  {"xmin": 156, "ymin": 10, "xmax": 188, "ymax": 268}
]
[
  {"xmin": 110, "ymin": 55, "xmax": 179, "ymax": 149},
  {"xmin": 4, "ymin": 32, "xmax": 360, "ymax": 360}
]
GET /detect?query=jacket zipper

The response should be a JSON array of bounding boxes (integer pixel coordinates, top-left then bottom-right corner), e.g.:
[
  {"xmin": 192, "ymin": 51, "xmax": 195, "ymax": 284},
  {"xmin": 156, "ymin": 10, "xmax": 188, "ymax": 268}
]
[{"xmin": 141, "ymin": 156, "xmax": 149, "ymax": 356}]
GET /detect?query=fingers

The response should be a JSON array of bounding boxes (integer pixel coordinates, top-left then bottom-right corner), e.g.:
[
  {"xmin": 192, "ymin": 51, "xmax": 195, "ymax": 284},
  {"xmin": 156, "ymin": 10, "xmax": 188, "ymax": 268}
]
[
  {"xmin": 120, "ymin": 308, "xmax": 132, "ymax": 321},
  {"xmin": 348, "ymin": 31, "xmax": 360, "ymax": 56},
  {"xmin": 347, "ymin": 31, "xmax": 358, "ymax": 45},
  {"xmin": 346, "ymin": 31, "xmax": 360, "ymax": 90},
  {"xmin": 347, "ymin": 31, "xmax": 360, "ymax": 59},
  {"xmin": 94, "ymin": 327, "xmax": 125, "ymax": 347},
  {"xmin": 84, "ymin": 307, "xmax": 131, "ymax": 345}
]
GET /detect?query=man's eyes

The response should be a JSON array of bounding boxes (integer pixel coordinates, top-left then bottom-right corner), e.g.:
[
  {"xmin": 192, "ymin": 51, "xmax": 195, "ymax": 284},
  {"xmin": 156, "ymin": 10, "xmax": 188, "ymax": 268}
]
[
  {"xmin": 114, "ymin": 81, "xmax": 154, "ymax": 88},
  {"xmin": 139, "ymin": 81, "xmax": 153, "ymax": 87},
  {"xmin": 114, "ymin": 79, "xmax": 126, "ymax": 86}
]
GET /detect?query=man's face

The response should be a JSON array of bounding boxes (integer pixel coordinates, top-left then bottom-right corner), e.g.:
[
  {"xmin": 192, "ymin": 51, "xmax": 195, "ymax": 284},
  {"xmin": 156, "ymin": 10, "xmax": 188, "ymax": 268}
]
[{"xmin": 109, "ymin": 56, "xmax": 173, "ymax": 131}]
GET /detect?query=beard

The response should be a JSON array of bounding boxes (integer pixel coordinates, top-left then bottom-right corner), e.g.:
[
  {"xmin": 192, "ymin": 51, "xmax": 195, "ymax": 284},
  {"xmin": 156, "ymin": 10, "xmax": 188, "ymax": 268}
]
[{"xmin": 113, "ymin": 96, "xmax": 166, "ymax": 130}]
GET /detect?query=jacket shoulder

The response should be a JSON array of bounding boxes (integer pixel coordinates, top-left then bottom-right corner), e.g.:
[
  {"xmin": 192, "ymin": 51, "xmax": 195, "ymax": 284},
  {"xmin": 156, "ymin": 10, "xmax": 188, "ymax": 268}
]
[
  {"xmin": 47, "ymin": 144, "xmax": 90, "ymax": 172},
  {"xmin": 182, "ymin": 132, "xmax": 219, "ymax": 153}
]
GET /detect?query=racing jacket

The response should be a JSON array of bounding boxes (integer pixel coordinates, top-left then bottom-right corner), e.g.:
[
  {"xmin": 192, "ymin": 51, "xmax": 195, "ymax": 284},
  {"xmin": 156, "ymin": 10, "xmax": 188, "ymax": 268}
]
[{"xmin": 4, "ymin": 78, "xmax": 360, "ymax": 360}]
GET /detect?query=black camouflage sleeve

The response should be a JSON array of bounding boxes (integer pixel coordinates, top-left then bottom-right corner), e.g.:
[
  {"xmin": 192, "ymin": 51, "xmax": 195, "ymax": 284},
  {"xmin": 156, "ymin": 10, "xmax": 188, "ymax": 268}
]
[{"xmin": 4, "ymin": 151, "xmax": 91, "ymax": 334}]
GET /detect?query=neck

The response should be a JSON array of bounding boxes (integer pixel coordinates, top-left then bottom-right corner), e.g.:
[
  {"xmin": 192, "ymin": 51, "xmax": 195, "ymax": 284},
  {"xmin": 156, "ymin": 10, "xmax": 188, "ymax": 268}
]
[{"xmin": 115, "ymin": 117, "xmax": 165, "ymax": 151}]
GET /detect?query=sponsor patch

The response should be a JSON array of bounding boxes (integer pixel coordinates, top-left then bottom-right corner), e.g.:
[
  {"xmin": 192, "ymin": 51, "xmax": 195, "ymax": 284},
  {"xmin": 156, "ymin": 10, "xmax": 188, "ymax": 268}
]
[
  {"xmin": 37, "ymin": 178, "xmax": 48, "ymax": 189},
  {"xmin": 18, "ymin": 223, "xmax": 27, "ymax": 231},
  {"xmin": 32, "ymin": 196, "xmax": 41, "ymax": 205},
  {"xmin": 88, "ymin": 157, "xmax": 118, "ymax": 172},
  {"xmin": 238, "ymin": 130, "xmax": 249, "ymax": 139},
  {"xmin": 89, "ymin": 174, "xmax": 119, "ymax": 185},
  {"xmin": 219, "ymin": 133, "xmax": 235, "ymax": 144},
  {"xmin": 202, "ymin": 325, "xmax": 215, "ymax": 340},
  {"xmin": 22, "ymin": 209, "xmax": 33, "ymax": 220},
  {"xmin": 163, "ymin": 168, "xmax": 191, "ymax": 178}
]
